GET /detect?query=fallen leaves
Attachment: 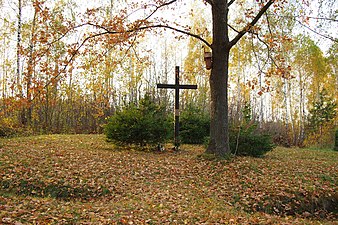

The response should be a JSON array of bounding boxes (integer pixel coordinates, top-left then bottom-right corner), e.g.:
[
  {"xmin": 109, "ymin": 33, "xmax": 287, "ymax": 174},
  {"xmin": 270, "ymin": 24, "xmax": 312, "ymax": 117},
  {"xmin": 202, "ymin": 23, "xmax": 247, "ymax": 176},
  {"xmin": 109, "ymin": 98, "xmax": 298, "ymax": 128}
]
[{"xmin": 0, "ymin": 135, "xmax": 337, "ymax": 224}]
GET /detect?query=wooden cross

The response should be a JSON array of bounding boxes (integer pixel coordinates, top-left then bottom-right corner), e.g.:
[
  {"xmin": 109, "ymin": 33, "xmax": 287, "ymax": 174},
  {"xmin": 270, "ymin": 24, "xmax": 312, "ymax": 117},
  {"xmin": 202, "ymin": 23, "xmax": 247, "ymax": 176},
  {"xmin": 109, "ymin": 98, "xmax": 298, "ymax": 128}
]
[{"xmin": 157, "ymin": 66, "xmax": 197, "ymax": 149}]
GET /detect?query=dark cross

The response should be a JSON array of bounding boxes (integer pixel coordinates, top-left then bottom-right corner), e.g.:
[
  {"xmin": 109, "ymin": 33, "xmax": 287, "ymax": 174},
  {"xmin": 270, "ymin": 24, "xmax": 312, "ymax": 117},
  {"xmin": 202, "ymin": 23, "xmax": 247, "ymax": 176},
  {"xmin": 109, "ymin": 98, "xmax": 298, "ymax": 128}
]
[{"xmin": 157, "ymin": 66, "xmax": 197, "ymax": 150}]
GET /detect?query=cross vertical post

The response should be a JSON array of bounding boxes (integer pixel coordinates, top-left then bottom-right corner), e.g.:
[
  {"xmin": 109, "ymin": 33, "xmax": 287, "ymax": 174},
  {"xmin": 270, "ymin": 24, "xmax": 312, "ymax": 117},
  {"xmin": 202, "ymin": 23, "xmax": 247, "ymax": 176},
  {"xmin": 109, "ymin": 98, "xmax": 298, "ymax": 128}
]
[
  {"xmin": 157, "ymin": 66, "xmax": 197, "ymax": 150},
  {"xmin": 174, "ymin": 66, "xmax": 180, "ymax": 149}
]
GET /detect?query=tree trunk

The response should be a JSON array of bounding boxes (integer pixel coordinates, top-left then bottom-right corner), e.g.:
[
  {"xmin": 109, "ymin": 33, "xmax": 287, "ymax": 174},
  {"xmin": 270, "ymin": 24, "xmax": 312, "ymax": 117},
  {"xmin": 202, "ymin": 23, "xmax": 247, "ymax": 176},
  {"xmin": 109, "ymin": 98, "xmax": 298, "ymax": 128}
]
[
  {"xmin": 17, "ymin": 0, "xmax": 26, "ymax": 125},
  {"xmin": 16, "ymin": 0, "xmax": 22, "ymax": 95},
  {"xmin": 206, "ymin": 0, "xmax": 231, "ymax": 157},
  {"xmin": 25, "ymin": 7, "xmax": 37, "ymax": 126},
  {"xmin": 205, "ymin": 0, "xmax": 275, "ymax": 157},
  {"xmin": 2, "ymin": 34, "xmax": 7, "ymax": 100}
]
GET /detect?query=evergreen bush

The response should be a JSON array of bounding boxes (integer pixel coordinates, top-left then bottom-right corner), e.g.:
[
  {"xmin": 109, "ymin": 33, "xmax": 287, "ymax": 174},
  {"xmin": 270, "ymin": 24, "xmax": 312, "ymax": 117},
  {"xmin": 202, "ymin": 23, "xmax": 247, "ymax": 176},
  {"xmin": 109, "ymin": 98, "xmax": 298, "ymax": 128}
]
[
  {"xmin": 230, "ymin": 130, "xmax": 275, "ymax": 157},
  {"xmin": 229, "ymin": 123, "xmax": 275, "ymax": 157},
  {"xmin": 203, "ymin": 124, "xmax": 275, "ymax": 157},
  {"xmin": 180, "ymin": 105, "xmax": 210, "ymax": 144},
  {"xmin": 104, "ymin": 95, "xmax": 171, "ymax": 148}
]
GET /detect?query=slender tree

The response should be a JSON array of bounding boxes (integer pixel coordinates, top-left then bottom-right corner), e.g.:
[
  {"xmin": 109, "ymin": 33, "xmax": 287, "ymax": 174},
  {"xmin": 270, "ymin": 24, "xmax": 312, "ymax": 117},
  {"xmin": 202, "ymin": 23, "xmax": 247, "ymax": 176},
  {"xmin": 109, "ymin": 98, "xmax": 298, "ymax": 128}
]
[{"xmin": 16, "ymin": 0, "xmax": 22, "ymax": 96}]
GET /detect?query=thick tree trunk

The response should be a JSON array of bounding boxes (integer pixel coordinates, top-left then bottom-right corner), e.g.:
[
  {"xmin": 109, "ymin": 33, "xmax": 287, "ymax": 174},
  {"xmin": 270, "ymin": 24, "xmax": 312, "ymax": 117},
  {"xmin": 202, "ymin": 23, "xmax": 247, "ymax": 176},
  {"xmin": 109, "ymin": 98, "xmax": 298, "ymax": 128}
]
[
  {"xmin": 205, "ymin": 0, "xmax": 275, "ymax": 157},
  {"xmin": 206, "ymin": 0, "xmax": 231, "ymax": 157}
]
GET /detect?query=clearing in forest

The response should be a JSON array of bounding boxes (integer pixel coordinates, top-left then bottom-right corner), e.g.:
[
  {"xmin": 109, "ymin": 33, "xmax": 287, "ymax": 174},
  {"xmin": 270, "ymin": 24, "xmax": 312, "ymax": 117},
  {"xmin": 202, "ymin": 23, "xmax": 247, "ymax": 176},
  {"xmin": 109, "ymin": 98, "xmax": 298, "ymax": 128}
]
[{"xmin": 0, "ymin": 134, "xmax": 337, "ymax": 224}]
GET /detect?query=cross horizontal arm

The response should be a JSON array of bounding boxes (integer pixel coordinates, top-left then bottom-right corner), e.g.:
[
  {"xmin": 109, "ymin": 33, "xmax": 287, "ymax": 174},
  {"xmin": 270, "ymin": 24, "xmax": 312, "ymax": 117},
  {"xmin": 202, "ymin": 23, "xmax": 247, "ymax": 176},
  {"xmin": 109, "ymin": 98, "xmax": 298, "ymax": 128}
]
[
  {"xmin": 179, "ymin": 84, "xmax": 197, "ymax": 89},
  {"xmin": 157, "ymin": 84, "xmax": 175, "ymax": 89},
  {"xmin": 157, "ymin": 84, "xmax": 198, "ymax": 89}
]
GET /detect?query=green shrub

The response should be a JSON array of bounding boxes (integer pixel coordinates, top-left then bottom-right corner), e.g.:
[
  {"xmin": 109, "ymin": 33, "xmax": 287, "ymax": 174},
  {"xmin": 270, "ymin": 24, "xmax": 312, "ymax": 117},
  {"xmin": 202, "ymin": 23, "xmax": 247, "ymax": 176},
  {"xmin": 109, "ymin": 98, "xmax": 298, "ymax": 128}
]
[
  {"xmin": 180, "ymin": 105, "xmax": 210, "ymax": 144},
  {"xmin": 230, "ymin": 131, "xmax": 275, "ymax": 157},
  {"xmin": 334, "ymin": 129, "xmax": 338, "ymax": 151},
  {"xmin": 230, "ymin": 123, "xmax": 275, "ymax": 157},
  {"xmin": 0, "ymin": 117, "xmax": 17, "ymax": 137},
  {"xmin": 0, "ymin": 126, "xmax": 14, "ymax": 137},
  {"xmin": 104, "ymin": 95, "xmax": 171, "ymax": 148},
  {"xmin": 202, "ymin": 123, "xmax": 275, "ymax": 157}
]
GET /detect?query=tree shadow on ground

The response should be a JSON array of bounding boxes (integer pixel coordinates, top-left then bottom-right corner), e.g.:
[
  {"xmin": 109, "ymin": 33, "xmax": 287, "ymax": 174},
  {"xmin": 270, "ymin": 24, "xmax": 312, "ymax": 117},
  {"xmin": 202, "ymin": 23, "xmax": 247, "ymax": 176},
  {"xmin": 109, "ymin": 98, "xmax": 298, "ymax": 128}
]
[
  {"xmin": 245, "ymin": 191, "xmax": 338, "ymax": 220},
  {"xmin": 0, "ymin": 178, "xmax": 116, "ymax": 201}
]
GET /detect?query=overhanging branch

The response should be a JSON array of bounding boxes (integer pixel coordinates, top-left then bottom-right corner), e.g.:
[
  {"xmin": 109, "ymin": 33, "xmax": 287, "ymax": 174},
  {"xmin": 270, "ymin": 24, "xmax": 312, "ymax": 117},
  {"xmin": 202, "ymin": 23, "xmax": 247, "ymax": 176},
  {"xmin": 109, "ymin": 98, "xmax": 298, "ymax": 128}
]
[
  {"xmin": 296, "ymin": 20, "xmax": 337, "ymax": 43},
  {"xmin": 228, "ymin": 0, "xmax": 236, "ymax": 7},
  {"xmin": 76, "ymin": 22, "xmax": 212, "ymax": 48},
  {"xmin": 144, "ymin": 0, "xmax": 180, "ymax": 20},
  {"xmin": 230, "ymin": 0, "xmax": 275, "ymax": 47},
  {"xmin": 38, "ymin": 21, "xmax": 211, "ymax": 99},
  {"xmin": 134, "ymin": 24, "xmax": 212, "ymax": 48},
  {"xmin": 266, "ymin": 12, "xmax": 338, "ymax": 43}
]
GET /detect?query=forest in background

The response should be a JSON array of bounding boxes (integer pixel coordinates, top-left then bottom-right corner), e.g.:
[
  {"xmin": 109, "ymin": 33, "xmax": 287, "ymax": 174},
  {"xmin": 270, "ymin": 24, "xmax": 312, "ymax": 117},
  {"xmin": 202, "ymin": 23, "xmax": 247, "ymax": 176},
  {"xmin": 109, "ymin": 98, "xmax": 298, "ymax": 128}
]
[{"xmin": 0, "ymin": 0, "xmax": 337, "ymax": 148}]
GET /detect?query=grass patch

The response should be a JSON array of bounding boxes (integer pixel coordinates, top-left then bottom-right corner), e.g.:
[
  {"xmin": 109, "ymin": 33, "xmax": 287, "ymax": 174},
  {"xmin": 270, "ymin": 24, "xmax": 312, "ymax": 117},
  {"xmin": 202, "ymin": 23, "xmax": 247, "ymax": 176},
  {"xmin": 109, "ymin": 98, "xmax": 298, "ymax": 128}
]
[{"xmin": 0, "ymin": 135, "xmax": 337, "ymax": 224}]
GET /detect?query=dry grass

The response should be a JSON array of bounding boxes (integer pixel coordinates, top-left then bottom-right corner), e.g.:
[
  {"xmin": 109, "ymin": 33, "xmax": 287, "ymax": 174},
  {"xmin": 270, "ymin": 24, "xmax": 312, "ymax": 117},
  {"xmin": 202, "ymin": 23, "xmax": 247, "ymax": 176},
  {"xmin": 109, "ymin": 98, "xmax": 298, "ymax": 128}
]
[{"xmin": 0, "ymin": 134, "xmax": 337, "ymax": 224}]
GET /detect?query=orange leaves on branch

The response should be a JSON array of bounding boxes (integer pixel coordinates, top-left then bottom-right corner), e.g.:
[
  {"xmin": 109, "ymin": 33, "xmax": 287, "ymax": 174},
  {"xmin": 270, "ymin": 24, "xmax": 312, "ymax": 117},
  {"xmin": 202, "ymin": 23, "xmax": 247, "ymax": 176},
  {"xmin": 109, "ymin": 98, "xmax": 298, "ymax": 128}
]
[
  {"xmin": 85, "ymin": 8, "xmax": 101, "ymax": 18},
  {"xmin": 247, "ymin": 77, "xmax": 273, "ymax": 96},
  {"xmin": 67, "ymin": 46, "xmax": 77, "ymax": 56},
  {"xmin": 244, "ymin": 8, "xmax": 255, "ymax": 19},
  {"xmin": 266, "ymin": 64, "xmax": 293, "ymax": 80}
]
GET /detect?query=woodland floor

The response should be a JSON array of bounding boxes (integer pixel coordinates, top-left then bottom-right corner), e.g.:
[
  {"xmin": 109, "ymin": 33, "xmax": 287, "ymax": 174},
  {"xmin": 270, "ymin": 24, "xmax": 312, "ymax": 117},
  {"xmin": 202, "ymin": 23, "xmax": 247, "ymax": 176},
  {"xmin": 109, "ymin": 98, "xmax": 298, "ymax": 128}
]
[{"xmin": 0, "ymin": 135, "xmax": 337, "ymax": 224}]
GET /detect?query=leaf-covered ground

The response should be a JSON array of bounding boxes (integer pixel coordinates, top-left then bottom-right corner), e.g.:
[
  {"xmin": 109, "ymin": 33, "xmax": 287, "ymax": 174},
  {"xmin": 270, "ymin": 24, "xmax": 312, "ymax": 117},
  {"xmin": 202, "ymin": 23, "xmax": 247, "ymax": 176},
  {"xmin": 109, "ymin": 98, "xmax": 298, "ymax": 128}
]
[{"xmin": 0, "ymin": 134, "xmax": 337, "ymax": 224}]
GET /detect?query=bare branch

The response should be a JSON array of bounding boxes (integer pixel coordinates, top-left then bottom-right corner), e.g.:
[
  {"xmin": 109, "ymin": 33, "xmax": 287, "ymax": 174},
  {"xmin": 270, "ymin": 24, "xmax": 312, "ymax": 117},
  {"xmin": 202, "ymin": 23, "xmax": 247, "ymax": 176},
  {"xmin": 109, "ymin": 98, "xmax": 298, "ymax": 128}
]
[
  {"xmin": 296, "ymin": 20, "xmax": 337, "ymax": 43},
  {"xmin": 254, "ymin": 33, "xmax": 279, "ymax": 69},
  {"xmin": 230, "ymin": 0, "xmax": 275, "ymax": 47},
  {"xmin": 265, "ymin": 11, "xmax": 273, "ymax": 36},
  {"xmin": 144, "ymin": 0, "xmax": 180, "ymax": 21},
  {"xmin": 134, "ymin": 24, "xmax": 212, "ymax": 48},
  {"xmin": 266, "ymin": 12, "xmax": 337, "ymax": 43},
  {"xmin": 203, "ymin": 0, "xmax": 213, "ymax": 5},
  {"xmin": 84, "ymin": 22, "xmax": 212, "ymax": 48},
  {"xmin": 309, "ymin": 17, "xmax": 338, "ymax": 22},
  {"xmin": 228, "ymin": 0, "xmax": 236, "ymax": 7},
  {"xmin": 267, "ymin": 13, "xmax": 338, "ymax": 23},
  {"xmin": 46, "ymin": 23, "xmax": 90, "ymax": 47},
  {"xmin": 229, "ymin": 16, "xmax": 277, "ymax": 69},
  {"xmin": 228, "ymin": 24, "xmax": 240, "ymax": 33},
  {"xmin": 251, "ymin": 35, "xmax": 265, "ymax": 76}
]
